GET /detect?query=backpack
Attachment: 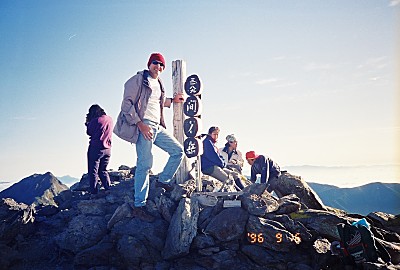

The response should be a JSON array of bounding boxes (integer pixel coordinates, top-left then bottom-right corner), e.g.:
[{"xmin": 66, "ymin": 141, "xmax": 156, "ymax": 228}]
[{"xmin": 336, "ymin": 221, "xmax": 391, "ymax": 265}]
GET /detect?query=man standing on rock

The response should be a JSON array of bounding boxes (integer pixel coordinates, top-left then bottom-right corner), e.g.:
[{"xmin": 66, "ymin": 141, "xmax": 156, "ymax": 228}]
[{"xmin": 114, "ymin": 52, "xmax": 184, "ymax": 222}]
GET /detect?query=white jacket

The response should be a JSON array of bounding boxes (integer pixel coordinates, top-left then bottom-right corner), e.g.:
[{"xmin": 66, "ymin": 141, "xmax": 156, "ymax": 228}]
[{"xmin": 219, "ymin": 147, "xmax": 244, "ymax": 172}]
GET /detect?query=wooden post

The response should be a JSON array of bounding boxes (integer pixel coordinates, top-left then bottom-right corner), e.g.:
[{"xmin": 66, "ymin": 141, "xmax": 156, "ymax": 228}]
[{"xmin": 172, "ymin": 60, "xmax": 189, "ymax": 184}]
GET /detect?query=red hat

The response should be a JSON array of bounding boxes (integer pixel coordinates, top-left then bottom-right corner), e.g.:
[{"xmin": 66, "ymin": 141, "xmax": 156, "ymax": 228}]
[
  {"xmin": 245, "ymin": 151, "xmax": 259, "ymax": 159},
  {"xmin": 147, "ymin": 53, "xmax": 166, "ymax": 68}
]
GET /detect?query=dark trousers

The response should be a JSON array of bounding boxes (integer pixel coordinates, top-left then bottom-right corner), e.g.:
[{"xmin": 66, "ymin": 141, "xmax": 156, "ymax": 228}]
[{"xmin": 87, "ymin": 147, "xmax": 111, "ymax": 194}]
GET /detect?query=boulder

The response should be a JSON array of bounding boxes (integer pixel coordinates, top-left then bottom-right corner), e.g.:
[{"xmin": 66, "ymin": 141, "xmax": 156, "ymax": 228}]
[
  {"xmin": 276, "ymin": 172, "xmax": 327, "ymax": 210},
  {"xmin": 163, "ymin": 197, "xmax": 199, "ymax": 260}
]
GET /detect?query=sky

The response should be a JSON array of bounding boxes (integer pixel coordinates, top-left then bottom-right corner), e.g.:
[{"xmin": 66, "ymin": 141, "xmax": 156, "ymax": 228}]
[{"xmin": 0, "ymin": 1, "xmax": 399, "ymax": 188}]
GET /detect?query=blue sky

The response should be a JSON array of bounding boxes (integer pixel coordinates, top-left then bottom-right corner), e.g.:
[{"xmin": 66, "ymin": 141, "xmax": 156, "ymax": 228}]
[{"xmin": 0, "ymin": 1, "xmax": 399, "ymax": 187}]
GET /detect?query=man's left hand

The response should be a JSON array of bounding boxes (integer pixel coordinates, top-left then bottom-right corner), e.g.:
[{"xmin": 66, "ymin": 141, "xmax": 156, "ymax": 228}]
[{"xmin": 172, "ymin": 93, "xmax": 185, "ymax": 103}]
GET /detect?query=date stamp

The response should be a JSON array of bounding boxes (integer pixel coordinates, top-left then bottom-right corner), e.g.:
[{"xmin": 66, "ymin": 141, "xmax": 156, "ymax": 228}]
[{"xmin": 247, "ymin": 232, "xmax": 302, "ymax": 244}]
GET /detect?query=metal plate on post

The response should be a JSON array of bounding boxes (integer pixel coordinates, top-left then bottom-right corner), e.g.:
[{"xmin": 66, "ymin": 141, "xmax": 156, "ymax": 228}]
[{"xmin": 223, "ymin": 200, "xmax": 242, "ymax": 208}]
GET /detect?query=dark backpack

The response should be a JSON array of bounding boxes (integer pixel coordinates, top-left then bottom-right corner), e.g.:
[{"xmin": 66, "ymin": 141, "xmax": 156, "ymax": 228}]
[{"xmin": 336, "ymin": 222, "xmax": 391, "ymax": 265}]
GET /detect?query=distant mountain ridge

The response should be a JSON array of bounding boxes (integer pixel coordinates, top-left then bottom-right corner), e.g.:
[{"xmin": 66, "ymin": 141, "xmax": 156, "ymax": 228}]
[
  {"xmin": 309, "ymin": 182, "xmax": 400, "ymax": 215},
  {"xmin": 283, "ymin": 164, "xmax": 399, "ymax": 188},
  {"xmin": 0, "ymin": 172, "xmax": 69, "ymax": 206},
  {"xmin": 58, "ymin": 175, "xmax": 80, "ymax": 187}
]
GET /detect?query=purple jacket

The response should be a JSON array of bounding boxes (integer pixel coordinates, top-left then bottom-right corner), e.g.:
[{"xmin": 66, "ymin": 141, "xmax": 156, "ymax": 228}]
[{"xmin": 87, "ymin": 115, "xmax": 113, "ymax": 149}]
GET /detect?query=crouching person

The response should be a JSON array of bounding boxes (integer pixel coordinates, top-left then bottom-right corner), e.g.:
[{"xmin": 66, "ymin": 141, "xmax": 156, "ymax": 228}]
[{"xmin": 246, "ymin": 150, "xmax": 326, "ymax": 210}]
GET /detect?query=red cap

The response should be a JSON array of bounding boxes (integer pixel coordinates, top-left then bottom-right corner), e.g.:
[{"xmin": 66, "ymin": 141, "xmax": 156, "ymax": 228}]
[
  {"xmin": 147, "ymin": 53, "xmax": 166, "ymax": 68},
  {"xmin": 245, "ymin": 151, "xmax": 259, "ymax": 159}
]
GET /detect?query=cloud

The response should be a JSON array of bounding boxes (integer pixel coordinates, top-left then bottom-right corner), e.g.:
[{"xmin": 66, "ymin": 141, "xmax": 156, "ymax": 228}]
[
  {"xmin": 255, "ymin": 78, "xmax": 279, "ymax": 85},
  {"xmin": 389, "ymin": 0, "xmax": 400, "ymax": 7},
  {"xmin": 68, "ymin": 34, "xmax": 77, "ymax": 41},
  {"xmin": 274, "ymin": 82, "xmax": 299, "ymax": 88}
]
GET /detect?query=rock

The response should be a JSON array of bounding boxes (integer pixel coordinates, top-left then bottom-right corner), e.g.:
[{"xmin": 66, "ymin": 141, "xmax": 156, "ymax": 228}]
[
  {"xmin": 266, "ymin": 214, "xmax": 313, "ymax": 242},
  {"xmin": 107, "ymin": 202, "xmax": 132, "ymax": 230},
  {"xmin": 276, "ymin": 194, "xmax": 302, "ymax": 214},
  {"xmin": 375, "ymin": 238, "xmax": 400, "ymax": 264},
  {"xmin": 192, "ymin": 234, "xmax": 216, "ymax": 249},
  {"xmin": 54, "ymin": 215, "xmax": 107, "ymax": 253},
  {"xmin": 118, "ymin": 165, "xmax": 131, "ymax": 171},
  {"xmin": 205, "ymin": 207, "xmax": 249, "ymax": 242},
  {"xmin": 163, "ymin": 197, "xmax": 199, "ymax": 260},
  {"xmin": 241, "ymin": 244, "xmax": 286, "ymax": 268},
  {"xmin": 170, "ymin": 179, "xmax": 197, "ymax": 202},
  {"xmin": 241, "ymin": 191, "xmax": 279, "ymax": 216},
  {"xmin": 0, "ymin": 198, "xmax": 35, "ymax": 244},
  {"xmin": 242, "ymin": 182, "xmax": 268, "ymax": 196},
  {"xmin": 74, "ymin": 241, "xmax": 115, "ymax": 267},
  {"xmin": 290, "ymin": 209, "xmax": 348, "ymax": 239},
  {"xmin": 246, "ymin": 215, "xmax": 299, "ymax": 252},
  {"xmin": 155, "ymin": 195, "xmax": 177, "ymax": 222},
  {"xmin": 276, "ymin": 172, "xmax": 327, "ymax": 210},
  {"xmin": 1, "ymin": 166, "xmax": 399, "ymax": 269},
  {"xmin": 313, "ymin": 238, "xmax": 331, "ymax": 254}
]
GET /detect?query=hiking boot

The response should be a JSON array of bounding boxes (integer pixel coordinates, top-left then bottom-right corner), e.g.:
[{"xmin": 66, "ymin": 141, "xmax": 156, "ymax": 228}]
[
  {"xmin": 132, "ymin": 206, "xmax": 155, "ymax": 223},
  {"xmin": 155, "ymin": 181, "xmax": 174, "ymax": 192}
]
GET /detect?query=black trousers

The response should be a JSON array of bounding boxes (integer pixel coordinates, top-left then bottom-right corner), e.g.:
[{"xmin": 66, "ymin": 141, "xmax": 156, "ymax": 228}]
[{"xmin": 87, "ymin": 147, "xmax": 111, "ymax": 194}]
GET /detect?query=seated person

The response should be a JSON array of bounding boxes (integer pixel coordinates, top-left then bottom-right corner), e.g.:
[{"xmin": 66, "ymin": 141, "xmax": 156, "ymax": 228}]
[
  {"xmin": 219, "ymin": 134, "xmax": 244, "ymax": 173},
  {"xmin": 201, "ymin": 127, "xmax": 245, "ymax": 190},
  {"xmin": 245, "ymin": 150, "xmax": 281, "ymax": 194}
]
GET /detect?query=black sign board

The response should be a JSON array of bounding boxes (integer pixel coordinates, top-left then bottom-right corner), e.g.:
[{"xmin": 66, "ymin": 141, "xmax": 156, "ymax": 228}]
[
  {"xmin": 183, "ymin": 96, "xmax": 202, "ymax": 117},
  {"xmin": 184, "ymin": 74, "xmax": 202, "ymax": 96},
  {"xmin": 184, "ymin": 117, "xmax": 201, "ymax": 138},
  {"xmin": 184, "ymin": 137, "xmax": 202, "ymax": 158}
]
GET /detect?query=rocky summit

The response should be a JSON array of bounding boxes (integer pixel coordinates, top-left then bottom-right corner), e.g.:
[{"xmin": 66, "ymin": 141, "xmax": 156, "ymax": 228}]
[{"xmin": 0, "ymin": 168, "xmax": 399, "ymax": 270}]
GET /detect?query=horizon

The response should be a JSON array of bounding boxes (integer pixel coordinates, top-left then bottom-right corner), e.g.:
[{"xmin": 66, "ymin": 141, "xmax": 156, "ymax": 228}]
[
  {"xmin": 0, "ymin": 163, "xmax": 399, "ymax": 191},
  {"xmin": 1, "ymin": 1, "xmax": 399, "ymax": 186}
]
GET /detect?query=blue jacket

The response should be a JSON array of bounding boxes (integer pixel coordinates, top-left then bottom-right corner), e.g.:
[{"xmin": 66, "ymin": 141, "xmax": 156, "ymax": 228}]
[
  {"xmin": 201, "ymin": 135, "xmax": 225, "ymax": 171},
  {"xmin": 250, "ymin": 155, "xmax": 281, "ymax": 183}
]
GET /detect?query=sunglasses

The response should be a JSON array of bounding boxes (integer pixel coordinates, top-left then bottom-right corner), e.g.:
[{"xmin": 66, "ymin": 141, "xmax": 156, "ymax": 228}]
[
  {"xmin": 229, "ymin": 141, "xmax": 236, "ymax": 143},
  {"xmin": 151, "ymin": 60, "xmax": 164, "ymax": 67}
]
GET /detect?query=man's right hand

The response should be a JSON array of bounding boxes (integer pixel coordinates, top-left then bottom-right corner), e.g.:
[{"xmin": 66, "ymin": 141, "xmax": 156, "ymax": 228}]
[{"xmin": 137, "ymin": 121, "xmax": 153, "ymax": 140}]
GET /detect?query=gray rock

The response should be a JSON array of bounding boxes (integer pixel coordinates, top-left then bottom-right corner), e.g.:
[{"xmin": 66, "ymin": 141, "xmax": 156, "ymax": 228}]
[
  {"xmin": 375, "ymin": 238, "xmax": 400, "ymax": 265},
  {"xmin": 241, "ymin": 244, "xmax": 286, "ymax": 268},
  {"xmin": 246, "ymin": 215, "xmax": 299, "ymax": 252},
  {"xmin": 276, "ymin": 172, "xmax": 327, "ymax": 210},
  {"xmin": 313, "ymin": 238, "xmax": 331, "ymax": 254},
  {"xmin": 192, "ymin": 234, "xmax": 216, "ymax": 249},
  {"xmin": 155, "ymin": 195, "xmax": 177, "ymax": 222},
  {"xmin": 205, "ymin": 207, "xmax": 248, "ymax": 242},
  {"xmin": 289, "ymin": 209, "xmax": 348, "ymax": 239},
  {"xmin": 241, "ymin": 191, "xmax": 279, "ymax": 216},
  {"xmin": 276, "ymin": 194, "xmax": 302, "ymax": 214},
  {"xmin": 265, "ymin": 214, "xmax": 313, "ymax": 242},
  {"xmin": 107, "ymin": 202, "xmax": 132, "ymax": 230},
  {"xmin": 54, "ymin": 215, "xmax": 107, "ymax": 253},
  {"xmin": 163, "ymin": 197, "xmax": 199, "ymax": 259},
  {"xmin": 0, "ymin": 198, "xmax": 35, "ymax": 244},
  {"xmin": 74, "ymin": 242, "xmax": 115, "ymax": 267}
]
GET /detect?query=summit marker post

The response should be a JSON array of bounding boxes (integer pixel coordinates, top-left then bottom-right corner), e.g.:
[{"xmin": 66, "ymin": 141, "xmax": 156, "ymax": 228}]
[{"xmin": 172, "ymin": 60, "xmax": 189, "ymax": 184}]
